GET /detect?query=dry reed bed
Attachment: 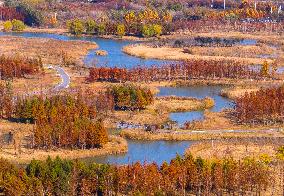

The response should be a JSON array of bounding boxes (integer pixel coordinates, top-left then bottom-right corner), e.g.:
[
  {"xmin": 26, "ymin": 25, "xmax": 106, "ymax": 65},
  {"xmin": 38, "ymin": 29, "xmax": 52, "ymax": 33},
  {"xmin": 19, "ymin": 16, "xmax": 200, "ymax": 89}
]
[
  {"xmin": 120, "ymin": 128, "xmax": 284, "ymax": 141},
  {"xmin": 123, "ymin": 44, "xmax": 273, "ymax": 65},
  {"xmin": 151, "ymin": 96, "xmax": 215, "ymax": 112},
  {"xmin": 12, "ymin": 67, "xmax": 61, "ymax": 96},
  {"xmin": 169, "ymin": 31, "xmax": 284, "ymax": 46},
  {"xmin": 187, "ymin": 138, "xmax": 284, "ymax": 160},
  {"xmin": 189, "ymin": 44, "xmax": 274, "ymax": 58},
  {"xmin": 220, "ymin": 87, "xmax": 260, "ymax": 99},
  {"xmin": 0, "ymin": 36, "xmax": 98, "ymax": 65}
]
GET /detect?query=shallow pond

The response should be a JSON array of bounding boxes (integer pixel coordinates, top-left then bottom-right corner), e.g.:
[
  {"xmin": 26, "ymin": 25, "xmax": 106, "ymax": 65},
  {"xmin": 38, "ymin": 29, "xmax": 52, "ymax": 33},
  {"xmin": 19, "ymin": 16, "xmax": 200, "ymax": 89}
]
[
  {"xmin": 81, "ymin": 139, "xmax": 193, "ymax": 165},
  {"xmin": 157, "ymin": 86, "xmax": 233, "ymax": 125}
]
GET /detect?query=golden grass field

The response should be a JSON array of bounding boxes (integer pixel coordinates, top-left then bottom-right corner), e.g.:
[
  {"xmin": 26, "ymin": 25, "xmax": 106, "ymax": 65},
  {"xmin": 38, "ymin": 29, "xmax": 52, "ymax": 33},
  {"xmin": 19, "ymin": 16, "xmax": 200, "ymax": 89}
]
[
  {"xmin": 123, "ymin": 44, "xmax": 274, "ymax": 65},
  {"xmin": 0, "ymin": 36, "xmax": 98, "ymax": 65},
  {"xmin": 187, "ymin": 140, "xmax": 279, "ymax": 160}
]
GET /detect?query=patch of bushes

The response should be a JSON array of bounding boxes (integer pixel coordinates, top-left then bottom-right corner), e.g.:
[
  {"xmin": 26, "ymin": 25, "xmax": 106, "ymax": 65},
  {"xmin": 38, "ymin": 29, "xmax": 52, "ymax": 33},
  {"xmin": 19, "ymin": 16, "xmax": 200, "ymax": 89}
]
[
  {"xmin": 66, "ymin": 19, "xmax": 85, "ymax": 35},
  {"xmin": 109, "ymin": 84, "xmax": 153, "ymax": 110},
  {"xmin": 3, "ymin": 19, "xmax": 26, "ymax": 31},
  {"xmin": 141, "ymin": 24, "xmax": 162, "ymax": 37},
  {"xmin": 11, "ymin": 19, "xmax": 25, "ymax": 31},
  {"xmin": 3, "ymin": 20, "xmax": 12, "ymax": 31},
  {"xmin": 116, "ymin": 24, "xmax": 125, "ymax": 37}
]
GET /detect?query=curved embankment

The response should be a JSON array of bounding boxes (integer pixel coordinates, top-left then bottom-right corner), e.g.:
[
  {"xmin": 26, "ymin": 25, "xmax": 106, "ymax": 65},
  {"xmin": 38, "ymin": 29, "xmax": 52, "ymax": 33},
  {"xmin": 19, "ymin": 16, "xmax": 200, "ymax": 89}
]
[
  {"xmin": 0, "ymin": 136, "xmax": 127, "ymax": 164},
  {"xmin": 122, "ymin": 44, "xmax": 273, "ymax": 65}
]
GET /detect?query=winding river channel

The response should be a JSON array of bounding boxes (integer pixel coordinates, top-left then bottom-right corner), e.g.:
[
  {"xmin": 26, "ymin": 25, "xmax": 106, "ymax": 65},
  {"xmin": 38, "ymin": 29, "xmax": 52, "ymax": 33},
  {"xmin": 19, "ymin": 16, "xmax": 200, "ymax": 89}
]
[{"xmin": 0, "ymin": 32, "xmax": 265, "ymax": 164}]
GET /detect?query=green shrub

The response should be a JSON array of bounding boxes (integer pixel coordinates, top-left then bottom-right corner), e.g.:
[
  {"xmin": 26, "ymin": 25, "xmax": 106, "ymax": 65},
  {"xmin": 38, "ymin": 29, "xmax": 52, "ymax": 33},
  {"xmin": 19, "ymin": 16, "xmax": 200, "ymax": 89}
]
[
  {"xmin": 110, "ymin": 84, "xmax": 153, "ymax": 110},
  {"xmin": 97, "ymin": 23, "xmax": 106, "ymax": 35},
  {"xmin": 141, "ymin": 25, "xmax": 153, "ymax": 37},
  {"xmin": 3, "ymin": 21, "xmax": 13, "ymax": 32},
  {"xmin": 141, "ymin": 24, "xmax": 162, "ymax": 37},
  {"xmin": 85, "ymin": 19, "xmax": 96, "ymax": 34},
  {"xmin": 152, "ymin": 24, "xmax": 162, "ymax": 36},
  {"xmin": 116, "ymin": 24, "xmax": 125, "ymax": 37},
  {"xmin": 11, "ymin": 19, "xmax": 25, "ymax": 31},
  {"xmin": 67, "ymin": 19, "xmax": 85, "ymax": 35}
]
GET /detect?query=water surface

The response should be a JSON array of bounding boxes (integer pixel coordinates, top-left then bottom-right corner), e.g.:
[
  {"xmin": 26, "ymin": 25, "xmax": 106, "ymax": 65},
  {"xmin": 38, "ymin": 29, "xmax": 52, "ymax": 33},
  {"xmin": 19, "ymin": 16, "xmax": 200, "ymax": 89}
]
[
  {"xmin": 0, "ymin": 32, "xmax": 172, "ymax": 68},
  {"xmin": 157, "ymin": 85, "xmax": 233, "ymax": 125},
  {"xmin": 81, "ymin": 140, "xmax": 193, "ymax": 165}
]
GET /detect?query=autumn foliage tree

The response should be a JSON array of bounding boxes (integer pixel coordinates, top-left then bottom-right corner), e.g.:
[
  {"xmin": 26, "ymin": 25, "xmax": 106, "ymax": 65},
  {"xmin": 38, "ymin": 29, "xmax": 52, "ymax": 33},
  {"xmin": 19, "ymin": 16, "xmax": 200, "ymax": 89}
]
[
  {"xmin": 88, "ymin": 60, "xmax": 262, "ymax": 83},
  {"xmin": 14, "ymin": 91, "xmax": 112, "ymax": 149},
  {"xmin": 235, "ymin": 86, "xmax": 284, "ymax": 124},
  {"xmin": 0, "ymin": 81, "xmax": 13, "ymax": 119},
  {"xmin": 0, "ymin": 154, "xmax": 277, "ymax": 195},
  {"xmin": 0, "ymin": 55, "xmax": 43, "ymax": 79}
]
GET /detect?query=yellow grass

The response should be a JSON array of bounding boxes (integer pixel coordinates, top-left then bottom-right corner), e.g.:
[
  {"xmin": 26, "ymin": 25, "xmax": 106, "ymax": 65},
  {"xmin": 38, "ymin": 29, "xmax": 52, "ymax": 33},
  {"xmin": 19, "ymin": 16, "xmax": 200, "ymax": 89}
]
[
  {"xmin": 11, "ymin": 67, "xmax": 61, "ymax": 95},
  {"xmin": 123, "ymin": 45, "xmax": 273, "ymax": 65},
  {"xmin": 220, "ymin": 86, "xmax": 260, "ymax": 99},
  {"xmin": 120, "ymin": 128, "xmax": 284, "ymax": 141},
  {"xmin": 187, "ymin": 140, "xmax": 279, "ymax": 160},
  {"xmin": 0, "ymin": 136, "xmax": 127, "ymax": 164},
  {"xmin": 0, "ymin": 36, "xmax": 98, "ymax": 65},
  {"xmin": 106, "ymin": 97, "xmax": 213, "ymax": 126},
  {"xmin": 189, "ymin": 44, "xmax": 274, "ymax": 58}
]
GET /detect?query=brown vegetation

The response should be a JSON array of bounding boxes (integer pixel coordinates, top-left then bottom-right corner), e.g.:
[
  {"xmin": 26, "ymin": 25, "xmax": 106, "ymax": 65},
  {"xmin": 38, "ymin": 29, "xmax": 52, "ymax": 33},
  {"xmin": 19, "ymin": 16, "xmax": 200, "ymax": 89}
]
[
  {"xmin": 123, "ymin": 44, "xmax": 272, "ymax": 65},
  {"xmin": 188, "ymin": 138, "xmax": 282, "ymax": 160},
  {"xmin": 0, "ymin": 36, "xmax": 98, "ymax": 65},
  {"xmin": 220, "ymin": 86, "xmax": 260, "ymax": 99}
]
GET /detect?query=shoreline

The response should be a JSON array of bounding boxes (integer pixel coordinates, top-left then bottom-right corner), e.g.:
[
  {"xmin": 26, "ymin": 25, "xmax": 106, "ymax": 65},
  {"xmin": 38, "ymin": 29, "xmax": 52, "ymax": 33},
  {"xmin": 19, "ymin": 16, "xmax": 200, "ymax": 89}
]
[{"xmin": 0, "ymin": 136, "xmax": 128, "ymax": 164}]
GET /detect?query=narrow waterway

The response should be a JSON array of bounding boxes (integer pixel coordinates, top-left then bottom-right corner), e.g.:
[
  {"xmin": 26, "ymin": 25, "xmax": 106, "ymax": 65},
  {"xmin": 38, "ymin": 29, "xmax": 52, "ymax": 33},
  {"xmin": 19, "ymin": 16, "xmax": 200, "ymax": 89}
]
[
  {"xmin": 0, "ymin": 31, "xmax": 268, "ymax": 164},
  {"xmin": 82, "ymin": 140, "xmax": 193, "ymax": 165},
  {"xmin": 157, "ymin": 86, "xmax": 233, "ymax": 126}
]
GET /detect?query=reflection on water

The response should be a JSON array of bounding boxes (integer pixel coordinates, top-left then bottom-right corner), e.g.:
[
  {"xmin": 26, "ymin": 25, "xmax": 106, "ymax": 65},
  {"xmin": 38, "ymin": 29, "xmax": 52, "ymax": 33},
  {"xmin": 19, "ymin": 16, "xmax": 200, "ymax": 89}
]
[{"xmin": 81, "ymin": 140, "xmax": 193, "ymax": 165}]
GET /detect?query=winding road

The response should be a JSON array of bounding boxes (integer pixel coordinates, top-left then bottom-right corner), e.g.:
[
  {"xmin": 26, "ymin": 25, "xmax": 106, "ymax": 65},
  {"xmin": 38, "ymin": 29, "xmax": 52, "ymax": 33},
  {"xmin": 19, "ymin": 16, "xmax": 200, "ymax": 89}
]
[{"xmin": 46, "ymin": 65, "xmax": 70, "ymax": 91}]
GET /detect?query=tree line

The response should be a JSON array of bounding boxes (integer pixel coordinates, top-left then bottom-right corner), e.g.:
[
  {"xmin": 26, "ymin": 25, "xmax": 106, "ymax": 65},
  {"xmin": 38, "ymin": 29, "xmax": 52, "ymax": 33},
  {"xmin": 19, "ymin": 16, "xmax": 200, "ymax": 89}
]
[
  {"xmin": 235, "ymin": 86, "xmax": 284, "ymax": 124},
  {"xmin": 88, "ymin": 60, "xmax": 263, "ymax": 83},
  {"xmin": 0, "ymin": 55, "xmax": 43, "ymax": 80},
  {"xmin": 0, "ymin": 154, "xmax": 280, "ymax": 196}
]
